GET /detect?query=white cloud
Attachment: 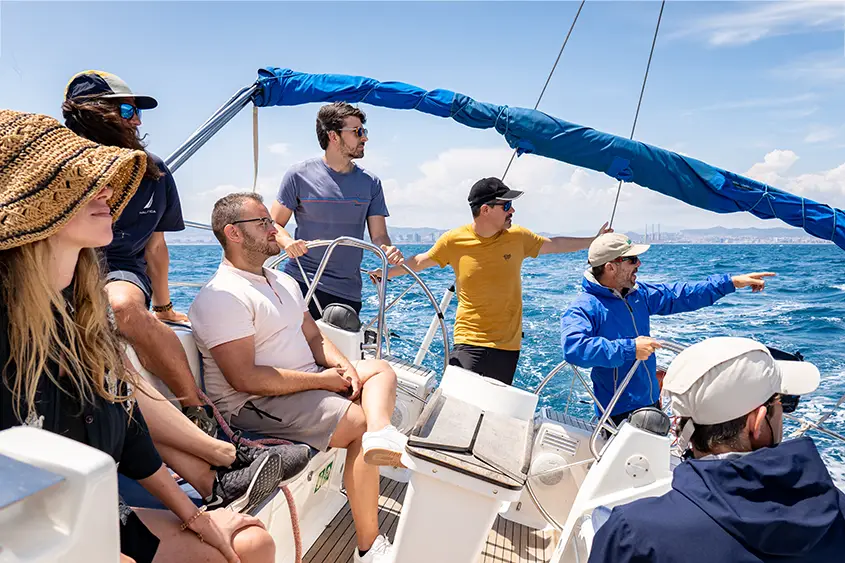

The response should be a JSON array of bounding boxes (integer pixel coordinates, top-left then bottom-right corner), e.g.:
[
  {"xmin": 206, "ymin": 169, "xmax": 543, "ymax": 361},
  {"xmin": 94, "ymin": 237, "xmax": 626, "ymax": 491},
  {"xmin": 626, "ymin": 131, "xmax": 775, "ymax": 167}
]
[
  {"xmin": 177, "ymin": 146, "xmax": 844, "ymax": 236},
  {"xmin": 772, "ymin": 51, "xmax": 845, "ymax": 84},
  {"xmin": 745, "ymin": 149, "xmax": 800, "ymax": 185},
  {"xmin": 745, "ymin": 150, "xmax": 845, "ymax": 204},
  {"xmin": 673, "ymin": 1, "xmax": 844, "ymax": 47},
  {"xmin": 268, "ymin": 142, "xmax": 290, "ymax": 156},
  {"xmin": 804, "ymin": 126, "xmax": 839, "ymax": 144},
  {"xmin": 686, "ymin": 93, "xmax": 817, "ymax": 115}
]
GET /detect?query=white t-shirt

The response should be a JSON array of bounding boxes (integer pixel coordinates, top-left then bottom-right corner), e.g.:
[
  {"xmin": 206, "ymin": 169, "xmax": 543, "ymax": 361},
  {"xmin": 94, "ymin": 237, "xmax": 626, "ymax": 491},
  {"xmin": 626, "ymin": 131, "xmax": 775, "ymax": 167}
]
[{"xmin": 188, "ymin": 262, "xmax": 319, "ymax": 417}]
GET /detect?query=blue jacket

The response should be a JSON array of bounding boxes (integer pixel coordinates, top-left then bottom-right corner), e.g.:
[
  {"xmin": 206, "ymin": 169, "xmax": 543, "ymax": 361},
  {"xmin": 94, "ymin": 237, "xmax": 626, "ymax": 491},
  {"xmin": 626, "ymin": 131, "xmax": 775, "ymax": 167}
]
[
  {"xmin": 560, "ymin": 272, "xmax": 735, "ymax": 416},
  {"xmin": 589, "ymin": 438, "xmax": 845, "ymax": 563}
]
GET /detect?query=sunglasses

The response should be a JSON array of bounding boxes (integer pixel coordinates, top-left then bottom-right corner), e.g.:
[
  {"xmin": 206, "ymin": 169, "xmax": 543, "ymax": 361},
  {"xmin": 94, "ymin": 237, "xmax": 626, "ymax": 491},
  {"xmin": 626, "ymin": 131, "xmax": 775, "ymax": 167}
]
[
  {"xmin": 767, "ymin": 393, "xmax": 800, "ymax": 414},
  {"xmin": 231, "ymin": 217, "xmax": 275, "ymax": 229},
  {"xmin": 119, "ymin": 103, "xmax": 141, "ymax": 120},
  {"xmin": 615, "ymin": 255, "xmax": 640, "ymax": 264},
  {"xmin": 487, "ymin": 200, "xmax": 513, "ymax": 212},
  {"xmin": 338, "ymin": 126, "xmax": 368, "ymax": 138}
]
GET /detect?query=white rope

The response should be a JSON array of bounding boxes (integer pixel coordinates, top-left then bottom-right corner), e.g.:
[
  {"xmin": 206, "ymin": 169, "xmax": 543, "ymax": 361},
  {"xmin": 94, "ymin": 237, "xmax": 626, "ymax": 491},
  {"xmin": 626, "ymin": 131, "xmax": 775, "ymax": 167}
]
[
  {"xmin": 608, "ymin": 0, "xmax": 666, "ymax": 228},
  {"xmin": 252, "ymin": 106, "xmax": 259, "ymax": 192}
]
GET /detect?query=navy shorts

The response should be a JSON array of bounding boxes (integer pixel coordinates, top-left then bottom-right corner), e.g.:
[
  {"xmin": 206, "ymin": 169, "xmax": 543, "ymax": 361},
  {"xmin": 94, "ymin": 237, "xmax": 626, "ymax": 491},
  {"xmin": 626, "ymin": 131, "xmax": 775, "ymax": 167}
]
[{"xmin": 106, "ymin": 269, "xmax": 153, "ymax": 309}]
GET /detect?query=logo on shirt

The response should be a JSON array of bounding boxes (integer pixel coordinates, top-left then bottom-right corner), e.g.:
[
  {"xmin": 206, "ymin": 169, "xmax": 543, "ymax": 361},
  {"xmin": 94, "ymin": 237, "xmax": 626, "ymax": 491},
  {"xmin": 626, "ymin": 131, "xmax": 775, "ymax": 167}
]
[
  {"xmin": 504, "ymin": 253, "xmax": 512, "ymax": 261},
  {"xmin": 139, "ymin": 193, "xmax": 157, "ymax": 216}
]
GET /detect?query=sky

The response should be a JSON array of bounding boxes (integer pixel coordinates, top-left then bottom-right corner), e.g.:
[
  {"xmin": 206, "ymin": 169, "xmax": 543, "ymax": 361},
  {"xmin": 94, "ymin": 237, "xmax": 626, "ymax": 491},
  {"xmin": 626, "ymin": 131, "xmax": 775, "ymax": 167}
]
[{"xmin": 1, "ymin": 0, "xmax": 844, "ymax": 236}]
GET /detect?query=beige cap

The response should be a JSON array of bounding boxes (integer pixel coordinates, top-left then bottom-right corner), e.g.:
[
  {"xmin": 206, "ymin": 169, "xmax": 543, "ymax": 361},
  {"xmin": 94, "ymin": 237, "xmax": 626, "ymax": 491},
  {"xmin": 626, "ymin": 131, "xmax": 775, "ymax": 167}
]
[
  {"xmin": 588, "ymin": 233, "xmax": 650, "ymax": 267},
  {"xmin": 664, "ymin": 337, "xmax": 820, "ymax": 434}
]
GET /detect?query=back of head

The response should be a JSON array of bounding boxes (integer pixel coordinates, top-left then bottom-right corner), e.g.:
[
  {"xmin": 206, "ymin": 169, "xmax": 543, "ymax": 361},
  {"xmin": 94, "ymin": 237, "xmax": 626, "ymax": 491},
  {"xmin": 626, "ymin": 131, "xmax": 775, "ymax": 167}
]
[
  {"xmin": 316, "ymin": 102, "xmax": 366, "ymax": 150},
  {"xmin": 663, "ymin": 337, "xmax": 820, "ymax": 454}
]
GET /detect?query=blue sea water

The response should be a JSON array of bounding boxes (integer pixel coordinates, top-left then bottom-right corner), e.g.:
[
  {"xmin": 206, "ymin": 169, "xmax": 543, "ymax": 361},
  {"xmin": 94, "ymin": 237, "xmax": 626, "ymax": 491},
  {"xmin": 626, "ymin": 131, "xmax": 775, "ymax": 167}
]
[{"xmin": 169, "ymin": 243, "xmax": 845, "ymax": 484}]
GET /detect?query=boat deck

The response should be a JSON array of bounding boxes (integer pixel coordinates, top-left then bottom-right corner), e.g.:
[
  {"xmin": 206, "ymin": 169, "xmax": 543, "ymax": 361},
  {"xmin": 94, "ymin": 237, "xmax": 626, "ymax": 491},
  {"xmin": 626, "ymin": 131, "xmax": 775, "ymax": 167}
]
[{"xmin": 304, "ymin": 477, "xmax": 558, "ymax": 563}]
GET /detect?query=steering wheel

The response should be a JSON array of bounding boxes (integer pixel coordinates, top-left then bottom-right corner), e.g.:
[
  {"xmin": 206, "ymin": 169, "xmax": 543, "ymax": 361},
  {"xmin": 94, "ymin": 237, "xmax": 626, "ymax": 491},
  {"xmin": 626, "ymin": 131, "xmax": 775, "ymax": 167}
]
[{"xmin": 265, "ymin": 236, "xmax": 451, "ymax": 372}]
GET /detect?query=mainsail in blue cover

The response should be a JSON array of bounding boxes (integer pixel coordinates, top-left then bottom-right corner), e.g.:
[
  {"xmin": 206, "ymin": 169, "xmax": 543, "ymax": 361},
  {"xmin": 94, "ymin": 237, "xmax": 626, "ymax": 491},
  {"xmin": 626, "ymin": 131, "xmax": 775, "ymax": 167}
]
[{"xmin": 254, "ymin": 67, "xmax": 844, "ymax": 250}]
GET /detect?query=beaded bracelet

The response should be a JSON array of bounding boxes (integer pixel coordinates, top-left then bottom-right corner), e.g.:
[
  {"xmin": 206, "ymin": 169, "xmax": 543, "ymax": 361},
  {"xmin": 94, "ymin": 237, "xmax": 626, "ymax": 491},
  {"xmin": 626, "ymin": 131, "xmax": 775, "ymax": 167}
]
[
  {"xmin": 179, "ymin": 505, "xmax": 207, "ymax": 533},
  {"xmin": 152, "ymin": 301, "xmax": 173, "ymax": 313}
]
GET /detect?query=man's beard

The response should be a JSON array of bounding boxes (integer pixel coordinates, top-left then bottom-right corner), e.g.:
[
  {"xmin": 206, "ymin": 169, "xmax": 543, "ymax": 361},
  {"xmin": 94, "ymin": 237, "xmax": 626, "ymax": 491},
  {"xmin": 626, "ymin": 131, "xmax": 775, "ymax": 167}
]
[
  {"xmin": 341, "ymin": 138, "xmax": 364, "ymax": 159},
  {"xmin": 242, "ymin": 232, "xmax": 279, "ymax": 257}
]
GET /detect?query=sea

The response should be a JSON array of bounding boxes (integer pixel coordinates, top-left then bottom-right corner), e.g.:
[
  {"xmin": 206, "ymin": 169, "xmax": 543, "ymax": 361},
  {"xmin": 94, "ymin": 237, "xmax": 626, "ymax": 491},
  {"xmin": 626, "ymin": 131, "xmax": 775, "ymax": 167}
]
[{"xmin": 169, "ymin": 243, "xmax": 845, "ymax": 485}]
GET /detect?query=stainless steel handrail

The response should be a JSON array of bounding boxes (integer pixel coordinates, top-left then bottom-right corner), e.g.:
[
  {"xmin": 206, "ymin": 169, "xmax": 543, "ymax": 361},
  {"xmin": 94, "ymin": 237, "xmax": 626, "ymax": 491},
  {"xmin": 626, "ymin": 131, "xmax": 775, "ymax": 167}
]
[
  {"xmin": 266, "ymin": 238, "xmax": 450, "ymax": 370},
  {"xmin": 588, "ymin": 360, "xmax": 643, "ymax": 460}
]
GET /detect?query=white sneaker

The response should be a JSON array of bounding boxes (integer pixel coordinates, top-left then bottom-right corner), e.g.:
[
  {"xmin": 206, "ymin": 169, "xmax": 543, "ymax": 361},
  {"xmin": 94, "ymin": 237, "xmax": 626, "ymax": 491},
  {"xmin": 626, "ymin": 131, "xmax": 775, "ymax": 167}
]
[
  {"xmin": 362, "ymin": 424, "xmax": 407, "ymax": 467},
  {"xmin": 354, "ymin": 534, "xmax": 394, "ymax": 563}
]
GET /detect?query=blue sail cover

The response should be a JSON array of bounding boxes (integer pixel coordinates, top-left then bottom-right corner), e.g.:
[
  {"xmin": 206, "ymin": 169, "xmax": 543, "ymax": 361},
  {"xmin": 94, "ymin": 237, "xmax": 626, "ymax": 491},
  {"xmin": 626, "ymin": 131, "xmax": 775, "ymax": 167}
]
[{"xmin": 254, "ymin": 67, "xmax": 844, "ymax": 250}]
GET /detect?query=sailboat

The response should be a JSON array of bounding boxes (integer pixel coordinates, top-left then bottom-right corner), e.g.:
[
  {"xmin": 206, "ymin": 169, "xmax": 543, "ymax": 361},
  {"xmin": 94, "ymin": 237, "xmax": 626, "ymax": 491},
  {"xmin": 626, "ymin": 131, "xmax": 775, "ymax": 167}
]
[{"xmin": 2, "ymin": 6, "xmax": 844, "ymax": 561}]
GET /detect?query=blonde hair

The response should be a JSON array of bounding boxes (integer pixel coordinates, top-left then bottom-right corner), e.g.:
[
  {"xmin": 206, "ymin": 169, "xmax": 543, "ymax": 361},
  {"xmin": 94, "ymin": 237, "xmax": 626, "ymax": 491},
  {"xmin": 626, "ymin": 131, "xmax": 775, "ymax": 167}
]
[{"xmin": 0, "ymin": 242, "xmax": 135, "ymax": 420}]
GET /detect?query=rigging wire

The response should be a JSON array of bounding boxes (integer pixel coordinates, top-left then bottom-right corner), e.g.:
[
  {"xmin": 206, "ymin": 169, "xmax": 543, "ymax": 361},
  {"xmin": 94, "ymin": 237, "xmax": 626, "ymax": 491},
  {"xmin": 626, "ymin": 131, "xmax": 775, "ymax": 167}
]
[
  {"xmin": 608, "ymin": 0, "xmax": 666, "ymax": 228},
  {"xmin": 501, "ymin": 0, "xmax": 586, "ymax": 181}
]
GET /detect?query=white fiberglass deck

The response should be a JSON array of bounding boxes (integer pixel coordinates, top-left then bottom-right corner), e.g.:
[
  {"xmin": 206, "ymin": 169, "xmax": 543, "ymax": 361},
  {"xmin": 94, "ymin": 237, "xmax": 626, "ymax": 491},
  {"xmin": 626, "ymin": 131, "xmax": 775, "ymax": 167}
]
[{"xmin": 304, "ymin": 477, "xmax": 558, "ymax": 563}]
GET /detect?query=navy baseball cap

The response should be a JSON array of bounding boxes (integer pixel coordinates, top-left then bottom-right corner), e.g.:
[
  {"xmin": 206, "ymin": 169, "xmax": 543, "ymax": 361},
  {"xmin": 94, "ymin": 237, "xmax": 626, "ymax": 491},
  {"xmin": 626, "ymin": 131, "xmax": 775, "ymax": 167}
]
[
  {"xmin": 65, "ymin": 71, "xmax": 158, "ymax": 110},
  {"xmin": 467, "ymin": 177, "xmax": 523, "ymax": 207}
]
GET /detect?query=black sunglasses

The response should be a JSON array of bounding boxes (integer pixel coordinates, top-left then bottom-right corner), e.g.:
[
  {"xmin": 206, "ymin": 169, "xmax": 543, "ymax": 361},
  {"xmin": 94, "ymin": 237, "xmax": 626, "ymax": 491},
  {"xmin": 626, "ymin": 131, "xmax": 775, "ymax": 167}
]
[
  {"xmin": 486, "ymin": 200, "xmax": 513, "ymax": 212},
  {"xmin": 767, "ymin": 393, "xmax": 800, "ymax": 414},
  {"xmin": 615, "ymin": 255, "xmax": 640, "ymax": 264},
  {"xmin": 231, "ymin": 217, "xmax": 274, "ymax": 228}
]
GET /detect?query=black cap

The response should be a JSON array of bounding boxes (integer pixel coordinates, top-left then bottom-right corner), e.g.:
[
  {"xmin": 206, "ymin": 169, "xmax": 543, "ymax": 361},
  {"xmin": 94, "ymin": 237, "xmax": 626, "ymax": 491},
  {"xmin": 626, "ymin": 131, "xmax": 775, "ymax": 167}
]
[
  {"xmin": 467, "ymin": 177, "xmax": 523, "ymax": 208},
  {"xmin": 65, "ymin": 71, "xmax": 158, "ymax": 110}
]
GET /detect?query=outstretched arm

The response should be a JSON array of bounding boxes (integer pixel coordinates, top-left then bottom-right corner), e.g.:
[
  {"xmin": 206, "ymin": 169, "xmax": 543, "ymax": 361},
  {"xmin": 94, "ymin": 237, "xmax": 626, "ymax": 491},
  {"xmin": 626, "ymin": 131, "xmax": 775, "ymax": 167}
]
[
  {"xmin": 539, "ymin": 222, "xmax": 612, "ymax": 255},
  {"xmin": 642, "ymin": 271, "xmax": 774, "ymax": 316}
]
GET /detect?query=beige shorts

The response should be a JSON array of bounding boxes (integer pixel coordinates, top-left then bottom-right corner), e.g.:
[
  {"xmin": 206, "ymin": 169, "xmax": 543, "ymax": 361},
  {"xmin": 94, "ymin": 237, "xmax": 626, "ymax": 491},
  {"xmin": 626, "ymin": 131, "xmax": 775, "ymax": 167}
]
[{"xmin": 230, "ymin": 390, "xmax": 352, "ymax": 452}]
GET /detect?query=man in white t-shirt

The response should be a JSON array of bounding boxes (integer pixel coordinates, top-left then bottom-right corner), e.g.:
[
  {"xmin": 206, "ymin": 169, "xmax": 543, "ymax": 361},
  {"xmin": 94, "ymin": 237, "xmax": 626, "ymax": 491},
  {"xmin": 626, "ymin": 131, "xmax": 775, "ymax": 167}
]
[{"xmin": 188, "ymin": 192, "xmax": 406, "ymax": 563}]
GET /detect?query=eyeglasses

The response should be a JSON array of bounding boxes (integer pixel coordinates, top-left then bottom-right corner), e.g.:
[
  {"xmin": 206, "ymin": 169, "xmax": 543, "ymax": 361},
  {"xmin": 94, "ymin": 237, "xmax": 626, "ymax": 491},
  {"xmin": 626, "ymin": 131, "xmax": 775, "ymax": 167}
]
[
  {"xmin": 338, "ymin": 127, "xmax": 368, "ymax": 138},
  {"xmin": 231, "ymin": 217, "xmax": 275, "ymax": 229},
  {"xmin": 767, "ymin": 393, "xmax": 799, "ymax": 414},
  {"xmin": 487, "ymin": 200, "xmax": 513, "ymax": 212},
  {"xmin": 615, "ymin": 255, "xmax": 640, "ymax": 264},
  {"xmin": 119, "ymin": 103, "xmax": 141, "ymax": 120}
]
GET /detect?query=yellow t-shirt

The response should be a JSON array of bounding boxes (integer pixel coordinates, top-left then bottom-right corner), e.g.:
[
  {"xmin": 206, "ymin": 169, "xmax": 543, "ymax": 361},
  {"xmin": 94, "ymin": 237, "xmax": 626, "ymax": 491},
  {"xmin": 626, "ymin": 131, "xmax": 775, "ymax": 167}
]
[{"xmin": 428, "ymin": 224, "xmax": 546, "ymax": 351}]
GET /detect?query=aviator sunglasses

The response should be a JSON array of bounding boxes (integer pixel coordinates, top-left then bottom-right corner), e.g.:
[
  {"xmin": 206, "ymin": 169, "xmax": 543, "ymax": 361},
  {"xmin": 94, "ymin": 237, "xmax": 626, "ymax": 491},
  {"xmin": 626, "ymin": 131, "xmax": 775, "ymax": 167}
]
[{"xmin": 119, "ymin": 103, "xmax": 142, "ymax": 120}]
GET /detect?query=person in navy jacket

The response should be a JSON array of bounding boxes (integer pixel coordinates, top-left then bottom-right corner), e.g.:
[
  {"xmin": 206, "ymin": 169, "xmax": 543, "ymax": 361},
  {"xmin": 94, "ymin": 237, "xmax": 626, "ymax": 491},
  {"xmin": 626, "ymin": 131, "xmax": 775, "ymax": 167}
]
[
  {"xmin": 589, "ymin": 337, "xmax": 845, "ymax": 563},
  {"xmin": 560, "ymin": 233, "xmax": 774, "ymax": 423}
]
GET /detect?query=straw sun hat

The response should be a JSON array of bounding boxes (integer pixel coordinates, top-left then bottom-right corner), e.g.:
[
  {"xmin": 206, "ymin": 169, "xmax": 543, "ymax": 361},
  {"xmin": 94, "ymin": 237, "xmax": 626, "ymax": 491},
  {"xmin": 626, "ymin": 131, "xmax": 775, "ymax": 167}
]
[{"xmin": 0, "ymin": 109, "xmax": 147, "ymax": 251}]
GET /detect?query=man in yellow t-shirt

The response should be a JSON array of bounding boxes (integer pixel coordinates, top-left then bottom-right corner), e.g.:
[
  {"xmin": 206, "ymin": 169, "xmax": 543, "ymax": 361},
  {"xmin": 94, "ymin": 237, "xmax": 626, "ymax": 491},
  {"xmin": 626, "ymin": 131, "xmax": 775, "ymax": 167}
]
[{"xmin": 379, "ymin": 177, "xmax": 609, "ymax": 385}]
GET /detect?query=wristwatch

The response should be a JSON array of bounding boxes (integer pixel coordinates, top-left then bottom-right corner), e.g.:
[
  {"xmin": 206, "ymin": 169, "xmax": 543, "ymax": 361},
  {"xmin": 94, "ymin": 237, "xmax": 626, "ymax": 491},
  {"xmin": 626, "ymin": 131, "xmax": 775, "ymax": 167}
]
[{"xmin": 182, "ymin": 405, "xmax": 218, "ymax": 437}]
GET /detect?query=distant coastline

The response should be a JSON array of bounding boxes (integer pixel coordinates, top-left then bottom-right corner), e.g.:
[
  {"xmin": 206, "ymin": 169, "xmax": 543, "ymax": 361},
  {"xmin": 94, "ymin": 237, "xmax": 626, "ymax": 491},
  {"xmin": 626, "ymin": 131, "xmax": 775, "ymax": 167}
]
[{"xmin": 168, "ymin": 225, "xmax": 833, "ymax": 246}]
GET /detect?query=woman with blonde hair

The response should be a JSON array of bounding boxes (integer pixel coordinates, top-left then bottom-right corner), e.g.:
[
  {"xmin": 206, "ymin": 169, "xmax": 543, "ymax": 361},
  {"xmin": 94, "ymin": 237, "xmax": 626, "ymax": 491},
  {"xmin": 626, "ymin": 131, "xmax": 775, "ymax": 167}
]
[{"xmin": 0, "ymin": 109, "xmax": 275, "ymax": 563}]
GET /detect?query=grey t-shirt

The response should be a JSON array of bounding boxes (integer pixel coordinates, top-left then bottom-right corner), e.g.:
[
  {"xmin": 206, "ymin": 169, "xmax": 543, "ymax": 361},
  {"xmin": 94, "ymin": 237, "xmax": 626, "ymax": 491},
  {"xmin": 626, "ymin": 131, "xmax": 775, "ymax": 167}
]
[{"xmin": 277, "ymin": 158, "xmax": 389, "ymax": 301}]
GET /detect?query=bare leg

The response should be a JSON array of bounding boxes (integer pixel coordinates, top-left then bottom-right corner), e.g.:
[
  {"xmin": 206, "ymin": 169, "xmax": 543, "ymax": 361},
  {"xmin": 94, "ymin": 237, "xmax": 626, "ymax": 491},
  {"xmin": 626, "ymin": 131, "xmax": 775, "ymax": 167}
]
[
  {"xmin": 329, "ymin": 404, "xmax": 381, "ymax": 551},
  {"xmin": 354, "ymin": 359, "xmax": 397, "ymax": 432},
  {"xmin": 107, "ymin": 281, "xmax": 201, "ymax": 407},
  {"xmin": 155, "ymin": 443, "xmax": 215, "ymax": 498},
  {"xmin": 135, "ymin": 509, "xmax": 275, "ymax": 563},
  {"xmin": 136, "ymin": 379, "xmax": 235, "ymax": 467}
]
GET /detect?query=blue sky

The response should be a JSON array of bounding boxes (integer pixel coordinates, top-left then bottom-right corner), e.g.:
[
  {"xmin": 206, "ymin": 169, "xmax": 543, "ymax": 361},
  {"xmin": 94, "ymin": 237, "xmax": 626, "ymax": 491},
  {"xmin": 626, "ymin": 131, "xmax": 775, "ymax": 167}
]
[{"xmin": 1, "ymin": 1, "xmax": 844, "ymax": 235}]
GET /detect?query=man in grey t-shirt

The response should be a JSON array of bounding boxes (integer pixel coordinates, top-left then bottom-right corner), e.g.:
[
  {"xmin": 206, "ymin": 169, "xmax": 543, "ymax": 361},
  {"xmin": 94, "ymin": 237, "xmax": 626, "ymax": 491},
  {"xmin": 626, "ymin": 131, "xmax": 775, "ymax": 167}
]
[{"xmin": 271, "ymin": 102, "xmax": 403, "ymax": 319}]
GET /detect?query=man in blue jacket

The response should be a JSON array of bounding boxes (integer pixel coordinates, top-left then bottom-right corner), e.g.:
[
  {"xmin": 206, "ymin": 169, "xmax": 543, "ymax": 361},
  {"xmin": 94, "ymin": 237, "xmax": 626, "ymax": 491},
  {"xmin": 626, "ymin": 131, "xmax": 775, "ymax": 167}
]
[
  {"xmin": 589, "ymin": 336, "xmax": 844, "ymax": 563},
  {"xmin": 561, "ymin": 233, "xmax": 773, "ymax": 423}
]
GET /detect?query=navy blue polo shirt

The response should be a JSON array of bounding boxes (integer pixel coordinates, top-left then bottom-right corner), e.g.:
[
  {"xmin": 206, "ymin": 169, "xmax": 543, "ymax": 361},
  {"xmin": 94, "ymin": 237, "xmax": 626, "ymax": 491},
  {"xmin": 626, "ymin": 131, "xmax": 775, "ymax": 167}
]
[{"xmin": 103, "ymin": 154, "xmax": 184, "ymax": 279}]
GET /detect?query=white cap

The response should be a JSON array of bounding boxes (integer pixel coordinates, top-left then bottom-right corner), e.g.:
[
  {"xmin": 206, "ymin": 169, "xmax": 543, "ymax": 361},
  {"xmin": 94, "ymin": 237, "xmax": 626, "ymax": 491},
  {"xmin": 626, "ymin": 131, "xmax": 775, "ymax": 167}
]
[
  {"xmin": 588, "ymin": 233, "xmax": 650, "ymax": 267},
  {"xmin": 664, "ymin": 337, "xmax": 820, "ymax": 433}
]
